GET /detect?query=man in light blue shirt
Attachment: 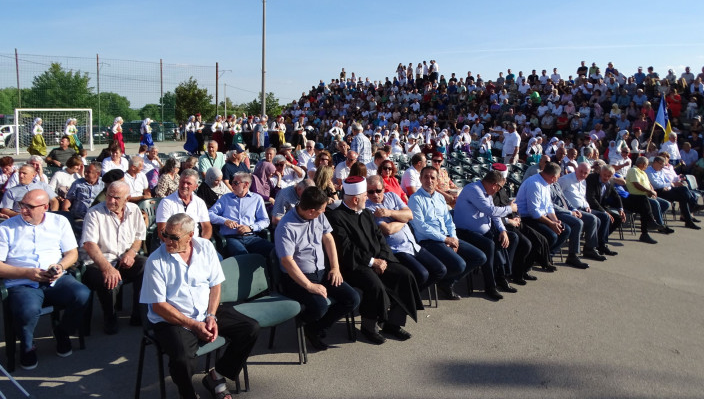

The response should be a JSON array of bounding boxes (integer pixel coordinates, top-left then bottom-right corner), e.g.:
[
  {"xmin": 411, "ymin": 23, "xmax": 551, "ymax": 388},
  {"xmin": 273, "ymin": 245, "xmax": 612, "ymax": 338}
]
[
  {"xmin": 646, "ymin": 156, "xmax": 702, "ymax": 228},
  {"xmin": 515, "ymin": 162, "xmax": 571, "ymax": 260},
  {"xmin": 366, "ymin": 175, "xmax": 446, "ymax": 291},
  {"xmin": 0, "ymin": 189, "xmax": 90, "ymax": 370},
  {"xmin": 140, "ymin": 213, "xmax": 259, "ymax": 399},
  {"xmin": 209, "ymin": 171, "xmax": 274, "ymax": 257},
  {"xmin": 408, "ymin": 167, "xmax": 490, "ymax": 300},
  {"xmin": 350, "ymin": 122, "xmax": 373, "ymax": 164},
  {"xmin": 0, "ymin": 164, "xmax": 58, "ymax": 218},
  {"xmin": 454, "ymin": 169, "xmax": 519, "ymax": 295}
]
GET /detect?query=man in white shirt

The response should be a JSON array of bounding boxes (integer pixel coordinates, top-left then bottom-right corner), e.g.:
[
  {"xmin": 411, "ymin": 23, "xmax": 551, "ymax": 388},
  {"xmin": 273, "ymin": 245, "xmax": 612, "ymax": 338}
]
[
  {"xmin": 142, "ymin": 146, "xmax": 163, "ymax": 174},
  {"xmin": 297, "ymin": 140, "xmax": 317, "ymax": 169},
  {"xmin": 502, "ymin": 124, "xmax": 521, "ymax": 165},
  {"xmin": 155, "ymin": 169, "xmax": 212, "ymax": 241},
  {"xmin": 334, "ymin": 150, "xmax": 358, "ymax": 187},
  {"xmin": 401, "ymin": 153, "xmax": 425, "ymax": 196},
  {"xmin": 124, "ymin": 156, "xmax": 151, "ymax": 203},
  {"xmin": 660, "ymin": 132, "xmax": 682, "ymax": 165},
  {"xmin": 81, "ymin": 181, "xmax": 146, "ymax": 334}
]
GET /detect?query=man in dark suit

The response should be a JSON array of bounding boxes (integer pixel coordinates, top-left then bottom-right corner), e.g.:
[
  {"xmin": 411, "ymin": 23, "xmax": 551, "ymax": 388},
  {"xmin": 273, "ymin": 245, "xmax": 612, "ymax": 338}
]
[{"xmin": 585, "ymin": 164, "xmax": 626, "ymax": 256}]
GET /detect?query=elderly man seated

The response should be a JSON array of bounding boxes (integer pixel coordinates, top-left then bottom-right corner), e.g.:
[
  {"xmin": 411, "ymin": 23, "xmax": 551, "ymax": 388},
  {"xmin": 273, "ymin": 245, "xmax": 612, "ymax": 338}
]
[
  {"xmin": 365, "ymin": 175, "xmax": 447, "ymax": 292},
  {"xmin": 81, "ymin": 181, "xmax": 146, "ymax": 334},
  {"xmin": 270, "ymin": 154, "xmax": 305, "ymax": 191},
  {"xmin": 1, "ymin": 164, "xmax": 59, "ymax": 218},
  {"xmin": 124, "ymin": 156, "xmax": 152, "ymax": 203},
  {"xmin": 271, "ymin": 179, "xmax": 316, "ymax": 225},
  {"xmin": 156, "ymin": 168, "xmax": 212, "ymax": 241},
  {"xmin": 140, "ymin": 213, "xmax": 260, "ymax": 399},
  {"xmin": 198, "ymin": 140, "xmax": 226, "ymax": 179},
  {"xmin": 222, "ymin": 145, "xmax": 251, "ymax": 191},
  {"xmin": 0, "ymin": 189, "xmax": 90, "ymax": 370},
  {"xmin": 625, "ymin": 156, "xmax": 671, "ymax": 243},
  {"xmin": 62, "ymin": 163, "xmax": 104, "ymax": 220},
  {"xmin": 646, "ymin": 156, "xmax": 702, "ymax": 229},
  {"xmin": 209, "ymin": 172, "xmax": 274, "ymax": 257}
]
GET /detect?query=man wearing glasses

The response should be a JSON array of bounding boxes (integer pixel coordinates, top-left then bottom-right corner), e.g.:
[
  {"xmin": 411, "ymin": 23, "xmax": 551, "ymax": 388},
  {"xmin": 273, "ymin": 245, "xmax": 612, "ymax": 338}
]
[
  {"xmin": 270, "ymin": 154, "xmax": 305, "ymax": 191},
  {"xmin": 81, "ymin": 181, "xmax": 146, "ymax": 334},
  {"xmin": 141, "ymin": 213, "xmax": 260, "ymax": 399},
  {"xmin": 209, "ymin": 172, "xmax": 273, "ymax": 257},
  {"xmin": 0, "ymin": 189, "xmax": 90, "ymax": 370},
  {"xmin": 327, "ymin": 176, "xmax": 423, "ymax": 345}
]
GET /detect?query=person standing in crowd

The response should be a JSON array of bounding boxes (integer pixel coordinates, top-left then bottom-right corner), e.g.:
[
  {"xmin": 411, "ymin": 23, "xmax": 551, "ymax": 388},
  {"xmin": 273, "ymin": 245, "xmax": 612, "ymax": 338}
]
[
  {"xmin": 112, "ymin": 117, "xmax": 125, "ymax": 154},
  {"xmin": 28, "ymin": 118, "xmax": 47, "ymax": 156}
]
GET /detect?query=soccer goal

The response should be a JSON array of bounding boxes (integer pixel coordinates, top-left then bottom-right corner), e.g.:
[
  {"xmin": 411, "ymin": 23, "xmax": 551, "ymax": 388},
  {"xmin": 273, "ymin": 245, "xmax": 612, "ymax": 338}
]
[{"xmin": 8, "ymin": 108, "xmax": 93, "ymax": 155}]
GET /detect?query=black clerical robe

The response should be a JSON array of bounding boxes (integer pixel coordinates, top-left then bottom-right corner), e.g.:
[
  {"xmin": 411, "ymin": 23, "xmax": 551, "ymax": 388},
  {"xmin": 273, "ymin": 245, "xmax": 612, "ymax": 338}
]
[{"xmin": 327, "ymin": 205, "xmax": 423, "ymax": 322}]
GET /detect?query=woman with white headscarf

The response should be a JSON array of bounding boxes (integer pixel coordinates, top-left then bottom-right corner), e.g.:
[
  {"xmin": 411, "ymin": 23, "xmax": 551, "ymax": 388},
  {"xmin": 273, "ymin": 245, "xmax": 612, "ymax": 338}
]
[
  {"xmin": 606, "ymin": 140, "xmax": 619, "ymax": 163},
  {"xmin": 184, "ymin": 115, "xmax": 199, "ymax": 154},
  {"xmin": 615, "ymin": 129, "xmax": 630, "ymax": 153},
  {"xmin": 140, "ymin": 118, "xmax": 154, "ymax": 147},
  {"xmin": 478, "ymin": 133, "xmax": 493, "ymax": 161},
  {"xmin": 389, "ymin": 133, "xmax": 404, "ymax": 155},
  {"xmin": 112, "ymin": 116, "xmax": 125, "ymax": 153},
  {"xmin": 545, "ymin": 137, "xmax": 559, "ymax": 158},
  {"xmin": 63, "ymin": 117, "xmax": 82, "ymax": 153},
  {"xmin": 28, "ymin": 117, "xmax": 47, "ymax": 156}
]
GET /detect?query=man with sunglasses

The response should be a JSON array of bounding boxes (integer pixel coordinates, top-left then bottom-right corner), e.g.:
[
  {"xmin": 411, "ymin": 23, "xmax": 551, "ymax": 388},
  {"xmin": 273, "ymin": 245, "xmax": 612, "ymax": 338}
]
[
  {"xmin": 81, "ymin": 181, "xmax": 146, "ymax": 334},
  {"xmin": 209, "ymin": 172, "xmax": 273, "ymax": 257},
  {"xmin": 141, "ymin": 213, "xmax": 260, "ymax": 399},
  {"xmin": 0, "ymin": 189, "xmax": 90, "ymax": 370}
]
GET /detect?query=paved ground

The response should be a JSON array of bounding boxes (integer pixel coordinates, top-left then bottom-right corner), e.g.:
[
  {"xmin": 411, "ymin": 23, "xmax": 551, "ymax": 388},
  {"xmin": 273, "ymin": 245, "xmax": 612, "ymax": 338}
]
[{"xmin": 1, "ymin": 140, "xmax": 703, "ymax": 398}]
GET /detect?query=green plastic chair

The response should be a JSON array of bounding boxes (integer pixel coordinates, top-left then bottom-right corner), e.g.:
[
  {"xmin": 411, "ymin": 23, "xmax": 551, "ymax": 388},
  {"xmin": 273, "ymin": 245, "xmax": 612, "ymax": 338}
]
[{"xmin": 220, "ymin": 255, "xmax": 306, "ymax": 364}]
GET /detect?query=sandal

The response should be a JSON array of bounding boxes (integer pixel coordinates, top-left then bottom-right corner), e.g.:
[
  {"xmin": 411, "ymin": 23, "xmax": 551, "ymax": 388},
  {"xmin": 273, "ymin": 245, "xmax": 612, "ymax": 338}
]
[{"xmin": 202, "ymin": 373, "xmax": 232, "ymax": 399}]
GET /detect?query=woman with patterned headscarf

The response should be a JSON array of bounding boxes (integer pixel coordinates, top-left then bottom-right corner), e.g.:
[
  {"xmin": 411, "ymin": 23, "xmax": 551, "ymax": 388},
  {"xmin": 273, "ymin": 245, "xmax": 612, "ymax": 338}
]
[
  {"xmin": 140, "ymin": 118, "xmax": 154, "ymax": 147},
  {"xmin": 28, "ymin": 117, "xmax": 47, "ymax": 156},
  {"xmin": 112, "ymin": 116, "xmax": 125, "ymax": 153}
]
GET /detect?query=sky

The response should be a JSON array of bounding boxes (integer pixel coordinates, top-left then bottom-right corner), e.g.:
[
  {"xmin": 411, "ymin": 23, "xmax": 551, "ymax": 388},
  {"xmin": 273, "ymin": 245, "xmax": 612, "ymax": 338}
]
[{"xmin": 4, "ymin": 0, "xmax": 704, "ymax": 110}]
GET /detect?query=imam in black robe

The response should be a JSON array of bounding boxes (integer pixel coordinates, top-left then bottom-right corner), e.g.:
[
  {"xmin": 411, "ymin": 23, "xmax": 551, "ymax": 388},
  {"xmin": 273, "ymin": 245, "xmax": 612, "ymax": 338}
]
[{"xmin": 326, "ymin": 204, "xmax": 423, "ymax": 324}]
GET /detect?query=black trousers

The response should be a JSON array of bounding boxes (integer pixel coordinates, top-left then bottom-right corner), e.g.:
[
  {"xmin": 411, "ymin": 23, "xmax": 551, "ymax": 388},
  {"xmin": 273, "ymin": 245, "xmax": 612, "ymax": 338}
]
[
  {"xmin": 153, "ymin": 307, "xmax": 260, "ymax": 399},
  {"xmin": 83, "ymin": 255, "xmax": 146, "ymax": 319},
  {"xmin": 623, "ymin": 194, "xmax": 655, "ymax": 234}
]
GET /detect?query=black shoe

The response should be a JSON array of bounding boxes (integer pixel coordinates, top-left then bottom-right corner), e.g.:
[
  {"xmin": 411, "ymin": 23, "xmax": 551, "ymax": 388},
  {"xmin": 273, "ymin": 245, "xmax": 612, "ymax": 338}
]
[
  {"xmin": 20, "ymin": 348, "xmax": 38, "ymax": 370},
  {"xmin": 438, "ymin": 284, "xmax": 461, "ymax": 300},
  {"xmin": 360, "ymin": 328, "xmax": 386, "ymax": 345},
  {"xmin": 496, "ymin": 279, "xmax": 517, "ymax": 293},
  {"xmin": 104, "ymin": 315, "xmax": 119, "ymax": 335},
  {"xmin": 680, "ymin": 216, "xmax": 701, "ymax": 223},
  {"xmin": 523, "ymin": 272, "xmax": 538, "ymax": 281},
  {"xmin": 639, "ymin": 233, "xmax": 658, "ymax": 244},
  {"xmin": 657, "ymin": 225, "xmax": 675, "ymax": 234},
  {"xmin": 541, "ymin": 263, "xmax": 557, "ymax": 272},
  {"xmin": 55, "ymin": 329, "xmax": 72, "ymax": 358},
  {"xmin": 599, "ymin": 246, "xmax": 618, "ymax": 256},
  {"xmin": 583, "ymin": 248, "xmax": 606, "ymax": 262},
  {"xmin": 485, "ymin": 287, "xmax": 504, "ymax": 301},
  {"xmin": 685, "ymin": 221, "xmax": 702, "ymax": 230},
  {"xmin": 565, "ymin": 255, "xmax": 589, "ymax": 269},
  {"xmin": 304, "ymin": 327, "xmax": 329, "ymax": 351},
  {"xmin": 381, "ymin": 325, "xmax": 412, "ymax": 341},
  {"xmin": 511, "ymin": 277, "xmax": 527, "ymax": 286}
]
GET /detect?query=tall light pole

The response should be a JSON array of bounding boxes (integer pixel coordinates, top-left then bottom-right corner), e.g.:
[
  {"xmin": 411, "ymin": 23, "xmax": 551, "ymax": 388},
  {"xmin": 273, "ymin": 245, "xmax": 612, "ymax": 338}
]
[{"xmin": 261, "ymin": 0, "xmax": 266, "ymax": 117}]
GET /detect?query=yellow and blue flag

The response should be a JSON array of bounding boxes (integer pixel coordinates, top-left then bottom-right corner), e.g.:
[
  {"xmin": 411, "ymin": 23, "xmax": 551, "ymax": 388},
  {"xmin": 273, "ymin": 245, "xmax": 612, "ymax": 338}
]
[{"xmin": 654, "ymin": 94, "xmax": 672, "ymax": 142}]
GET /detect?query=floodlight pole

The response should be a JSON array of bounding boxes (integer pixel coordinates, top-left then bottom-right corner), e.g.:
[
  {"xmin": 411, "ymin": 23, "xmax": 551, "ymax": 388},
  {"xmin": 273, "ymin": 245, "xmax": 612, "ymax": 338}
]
[{"xmin": 261, "ymin": 0, "xmax": 266, "ymax": 117}]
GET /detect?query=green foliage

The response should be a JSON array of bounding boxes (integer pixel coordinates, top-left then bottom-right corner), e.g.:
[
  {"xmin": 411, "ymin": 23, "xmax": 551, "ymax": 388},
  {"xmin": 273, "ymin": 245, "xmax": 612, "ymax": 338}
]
[
  {"xmin": 0, "ymin": 87, "xmax": 25, "ymax": 114},
  {"xmin": 139, "ymin": 103, "xmax": 161, "ymax": 120},
  {"xmin": 174, "ymin": 77, "xmax": 214, "ymax": 122},
  {"xmin": 25, "ymin": 63, "xmax": 94, "ymax": 108},
  {"xmin": 94, "ymin": 92, "xmax": 137, "ymax": 126},
  {"xmin": 160, "ymin": 92, "xmax": 176, "ymax": 122},
  {"xmin": 243, "ymin": 92, "xmax": 283, "ymax": 118}
]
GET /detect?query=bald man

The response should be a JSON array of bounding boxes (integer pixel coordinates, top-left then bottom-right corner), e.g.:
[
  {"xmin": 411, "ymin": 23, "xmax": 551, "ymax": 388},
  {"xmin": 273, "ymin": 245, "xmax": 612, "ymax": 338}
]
[{"xmin": 0, "ymin": 189, "xmax": 90, "ymax": 370}]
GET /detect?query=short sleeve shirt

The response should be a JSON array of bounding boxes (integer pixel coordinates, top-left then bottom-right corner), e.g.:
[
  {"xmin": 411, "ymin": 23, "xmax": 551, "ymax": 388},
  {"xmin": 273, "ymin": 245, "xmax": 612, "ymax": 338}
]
[
  {"xmin": 274, "ymin": 207, "xmax": 332, "ymax": 274},
  {"xmin": 156, "ymin": 192, "xmax": 210, "ymax": 237},
  {"xmin": 80, "ymin": 202, "xmax": 147, "ymax": 266},
  {"xmin": 124, "ymin": 172, "xmax": 149, "ymax": 198}
]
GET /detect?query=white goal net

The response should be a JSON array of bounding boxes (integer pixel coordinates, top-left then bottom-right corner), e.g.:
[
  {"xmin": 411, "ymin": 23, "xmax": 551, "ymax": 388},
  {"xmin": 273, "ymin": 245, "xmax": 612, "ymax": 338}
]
[{"xmin": 6, "ymin": 108, "xmax": 93, "ymax": 155}]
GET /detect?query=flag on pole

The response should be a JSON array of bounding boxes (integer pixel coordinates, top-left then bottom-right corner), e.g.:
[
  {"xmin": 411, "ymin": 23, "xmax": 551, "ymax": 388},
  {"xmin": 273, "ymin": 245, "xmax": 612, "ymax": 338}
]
[{"xmin": 654, "ymin": 94, "xmax": 672, "ymax": 142}]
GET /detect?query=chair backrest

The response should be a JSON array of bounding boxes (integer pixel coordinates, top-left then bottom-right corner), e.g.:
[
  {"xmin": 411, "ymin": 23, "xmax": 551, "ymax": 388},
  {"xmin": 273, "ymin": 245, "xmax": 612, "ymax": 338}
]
[
  {"xmin": 138, "ymin": 198, "xmax": 160, "ymax": 231},
  {"xmin": 220, "ymin": 254, "xmax": 270, "ymax": 304},
  {"xmin": 685, "ymin": 174, "xmax": 699, "ymax": 190}
]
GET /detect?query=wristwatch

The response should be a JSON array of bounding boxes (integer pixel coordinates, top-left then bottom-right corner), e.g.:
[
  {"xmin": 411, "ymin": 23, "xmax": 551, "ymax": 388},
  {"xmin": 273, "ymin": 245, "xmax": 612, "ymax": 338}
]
[{"xmin": 205, "ymin": 313, "xmax": 218, "ymax": 322}]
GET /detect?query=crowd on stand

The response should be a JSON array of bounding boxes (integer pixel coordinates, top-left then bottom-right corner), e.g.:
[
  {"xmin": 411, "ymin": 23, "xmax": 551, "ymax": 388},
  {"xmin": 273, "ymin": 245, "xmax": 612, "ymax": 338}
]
[{"xmin": 1, "ymin": 60, "xmax": 703, "ymax": 399}]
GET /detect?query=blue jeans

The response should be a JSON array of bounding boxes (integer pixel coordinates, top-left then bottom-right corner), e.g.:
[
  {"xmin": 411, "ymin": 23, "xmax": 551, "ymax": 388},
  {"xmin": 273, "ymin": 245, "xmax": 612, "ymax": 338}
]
[
  {"xmin": 7, "ymin": 275, "xmax": 91, "ymax": 352},
  {"xmin": 395, "ymin": 248, "xmax": 447, "ymax": 291},
  {"xmin": 648, "ymin": 197, "xmax": 670, "ymax": 225},
  {"xmin": 419, "ymin": 239, "xmax": 486, "ymax": 287},
  {"xmin": 225, "ymin": 234, "xmax": 274, "ymax": 258}
]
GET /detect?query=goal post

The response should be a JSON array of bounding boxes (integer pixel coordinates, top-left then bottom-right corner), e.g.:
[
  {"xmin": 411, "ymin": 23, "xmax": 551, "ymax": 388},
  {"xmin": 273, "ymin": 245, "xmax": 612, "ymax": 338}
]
[{"xmin": 11, "ymin": 108, "xmax": 93, "ymax": 155}]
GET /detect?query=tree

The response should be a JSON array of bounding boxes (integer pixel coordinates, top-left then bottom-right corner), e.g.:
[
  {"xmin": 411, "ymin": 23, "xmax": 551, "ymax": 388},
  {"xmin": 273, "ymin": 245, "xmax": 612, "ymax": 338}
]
[
  {"xmin": 160, "ymin": 91, "xmax": 176, "ymax": 123},
  {"xmin": 174, "ymin": 77, "xmax": 213, "ymax": 123},
  {"xmin": 139, "ymin": 103, "xmax": 161, "ymax": 120},
  {"xmin": 243, "ymin": 92, "xmax": 283, "ymax": 118},
  {"xmin": 0, "ymin": 87, "xmax": 27, "ymax": 115},
  {"xmin": 25, "ymin": 63, "xmax": 94, "ymax": 108},
  {"xmin": 93, "ymin": 92, "xmax": 137, "ymax": 127}
]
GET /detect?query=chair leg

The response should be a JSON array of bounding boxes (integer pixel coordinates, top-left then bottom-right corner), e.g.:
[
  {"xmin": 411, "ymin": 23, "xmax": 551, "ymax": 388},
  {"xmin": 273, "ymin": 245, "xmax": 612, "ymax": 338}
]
[
  {"xmin": 295, "ymin": 319, "xmax": 304, "ymax": 365},
  {"xmin": 465, "ymin": 274, "xmax": 473, "ymax": 296},
  {"xmin": 134, "ymin": 339, "xmax": 147, "ymax": 399},
  {"xmin": 243, "ymin": 363, "xmax": 250, "ymax": 392},
  {"xmin": 156, "ymin": 348, "xmax": 166, "ymax": 399},
  {"xmin": 4, "ymin": 302, "xmax": 16, "ymax": 373},
  {"xmin": 432, "ymin": 284, "xmax": 439, "ymax": 308},
  {"xmin": 268, "ymin": 326, "xmax": 277, "ymax": 349},
  {"xmin": 345, "ymin": 313, "xmax": 356, "ymax": 342}
]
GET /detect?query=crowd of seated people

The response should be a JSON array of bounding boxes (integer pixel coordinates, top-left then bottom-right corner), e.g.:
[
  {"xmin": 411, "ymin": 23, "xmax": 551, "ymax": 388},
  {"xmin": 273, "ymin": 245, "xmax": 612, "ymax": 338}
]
[{"xmin": 0, "ymin": 60, "xmax": 703, "ymax": 398}]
